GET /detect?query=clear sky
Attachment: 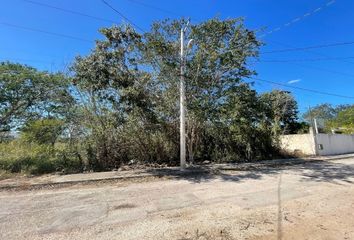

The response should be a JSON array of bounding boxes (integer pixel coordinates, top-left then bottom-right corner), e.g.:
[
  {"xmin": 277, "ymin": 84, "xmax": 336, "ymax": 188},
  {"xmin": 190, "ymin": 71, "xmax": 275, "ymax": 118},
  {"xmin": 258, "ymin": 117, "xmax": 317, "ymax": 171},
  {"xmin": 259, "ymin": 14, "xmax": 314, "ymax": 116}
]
[{"xmin": 1, "ymin": 0, "xmax": 354, "ymax": 113}]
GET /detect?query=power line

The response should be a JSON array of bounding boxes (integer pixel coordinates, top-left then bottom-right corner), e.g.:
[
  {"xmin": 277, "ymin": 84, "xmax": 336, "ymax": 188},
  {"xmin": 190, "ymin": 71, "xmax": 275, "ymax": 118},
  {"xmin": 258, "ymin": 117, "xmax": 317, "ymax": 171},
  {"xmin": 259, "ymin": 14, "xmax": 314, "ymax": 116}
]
[
  {"xmin": 259, "ymin": 60, "xmax": 354, "ymax": 78},
  {"xmin": 250, "ymin": 0, "xmax": 352, "ymax": 65},
  {"xmin": 249, "ymin": 77, "xmax": 354, "ymax": 99},
  {"xmin": 124, "ymin": 0, "xmax": 180, "ymax": 17},
  {"xmin": 212, "ymin": 39, "xmax": 354, "ymax": 65},
  {"xmin": 259, "ymin": 0, "xmax": 336, "ymax": 38},
  {"xmin": 260, "ymin": 40, "xmax": 354, "ymax": 77},
  {"xmin": 258, "ymin": 56, "xmax": 354, "ymax": 63},
  {"xmin": 123, "ymin": 0, "xmax": 205, "ymax": 22},
  {"xmin": 265, "ymin": 39, "xmax": 354, "ymax": 65},
  {"xmin": 0, "ymin": 22, "xmax": 92, "ymax": 43},
  {"xmin": 21, "ymin": 0, "xmax": 116, "ymax": 24},
  {"xmin": 263, "ymin": 40, "xmax": 354, "ymax": 54},
  {"xmin": 184, "ymin": 42, "xmax": 354, "ymax": 98},
  {"xmin": 101, "ymin": 0, "xmax": 146, "ymax": 32},
  {"xmin": 197, "ymin": 39, "xmax": 354, "ymax": 79}
]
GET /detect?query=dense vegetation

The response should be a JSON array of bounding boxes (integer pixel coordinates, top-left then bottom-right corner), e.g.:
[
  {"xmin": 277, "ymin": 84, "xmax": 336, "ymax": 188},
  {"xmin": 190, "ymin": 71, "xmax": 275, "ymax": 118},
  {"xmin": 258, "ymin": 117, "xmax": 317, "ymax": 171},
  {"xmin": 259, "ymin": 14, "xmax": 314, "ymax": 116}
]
[{"xmin": 0, "ymin": 18, "xmax": 336, "ymax": 175}]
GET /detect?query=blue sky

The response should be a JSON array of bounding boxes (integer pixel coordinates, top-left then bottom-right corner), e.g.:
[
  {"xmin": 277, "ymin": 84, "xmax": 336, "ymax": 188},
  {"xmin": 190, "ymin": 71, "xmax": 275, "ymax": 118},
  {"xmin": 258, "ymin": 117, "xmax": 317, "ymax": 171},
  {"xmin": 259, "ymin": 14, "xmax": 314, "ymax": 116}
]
[{"xmin": 1, "ymin": 0, "xmax": 354, "ymax": 113}]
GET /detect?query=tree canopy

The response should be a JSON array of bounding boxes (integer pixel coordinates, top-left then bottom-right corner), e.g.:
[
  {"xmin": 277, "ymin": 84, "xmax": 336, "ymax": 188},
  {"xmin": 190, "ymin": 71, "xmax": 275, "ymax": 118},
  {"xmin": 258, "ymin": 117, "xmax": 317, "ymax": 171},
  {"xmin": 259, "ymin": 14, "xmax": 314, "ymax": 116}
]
[
  {"xmin": 303, "ymin": 103, "xmax": 354, "ymax": 133},
  {"xmin": 0, "ymin": 62, "xmax": 73, "ymax": 131},
  {"xmin": 326, "ymin": 106, "xmax": 354, "ymax": 134}
]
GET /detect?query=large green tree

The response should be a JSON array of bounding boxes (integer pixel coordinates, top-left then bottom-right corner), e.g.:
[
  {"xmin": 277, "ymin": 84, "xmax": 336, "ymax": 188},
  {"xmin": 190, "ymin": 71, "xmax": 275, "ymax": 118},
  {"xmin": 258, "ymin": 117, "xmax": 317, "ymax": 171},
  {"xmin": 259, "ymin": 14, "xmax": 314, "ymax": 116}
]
[
  {"xmin": 0, "ymin": 62, "xmax": 74, "ymax": 131},
  {"xmin": 71, "ymin": 18, "xmax": 274, "ymax": 166},
  {"xmin": 143, "ymin": 18, "xmax": 263, "ymax": 161}
]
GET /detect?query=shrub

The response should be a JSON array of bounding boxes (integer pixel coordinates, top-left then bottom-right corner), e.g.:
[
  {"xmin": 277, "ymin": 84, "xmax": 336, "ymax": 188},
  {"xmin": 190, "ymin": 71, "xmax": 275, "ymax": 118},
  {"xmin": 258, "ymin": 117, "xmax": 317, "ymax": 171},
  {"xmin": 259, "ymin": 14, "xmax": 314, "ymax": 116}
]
[{"xmin": 0, "ymin": 140, "xmax": 83, "ymax": 175}]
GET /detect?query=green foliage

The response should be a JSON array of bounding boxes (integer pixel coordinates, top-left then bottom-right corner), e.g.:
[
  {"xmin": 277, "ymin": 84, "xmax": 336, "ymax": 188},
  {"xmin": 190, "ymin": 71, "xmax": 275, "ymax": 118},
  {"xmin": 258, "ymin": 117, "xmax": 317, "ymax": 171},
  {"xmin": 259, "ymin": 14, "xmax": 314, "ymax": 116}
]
[
  {"xmin": 0, "ymin": 18, "xmax": 304, "ymax": 175},
  {"xmin": 21, "ymin": 119, "xmax": 64, "ymax": 146},
  {"xmin": 260, "ymin": 90, "xmax": 299, "ymax": 135},
  {"xmin": 326, "ymin": 106, "xmax": 354, "ymax": 134},
  {"xmin": 303, "ymin": 103, "xmax": 354, "ymax": 133},
  {"xmin": 291, "ymin": 121, "xmax": 310, "ymax": 134},
  {"xmin": 303, "ymin": 103, "xmax": 337, "ymax": 122},
  {"xmin": 0, "ymin": 140, "xmax": 83, "ymax": 174},
  {"xmin": 69, "ymin": 18, "xmax": 279, "ymax": 167},
  {"xmin": 0, "ymin": 62, "xmax": 74, "ymax": 131}
]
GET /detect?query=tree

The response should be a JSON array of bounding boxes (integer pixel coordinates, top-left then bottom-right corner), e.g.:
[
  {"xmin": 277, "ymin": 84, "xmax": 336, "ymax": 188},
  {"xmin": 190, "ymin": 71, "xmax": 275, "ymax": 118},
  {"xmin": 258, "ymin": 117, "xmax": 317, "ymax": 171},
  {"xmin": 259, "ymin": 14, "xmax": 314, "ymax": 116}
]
[
  {"xmin": 326, "ymin": 106, "xmax": 354, "ymax": 134},
  {"xmin": 302, "ymin": 103, "xmax": 354, "ymax": 133},
  {"xmin": 0, "ymin": 62, "xmax": 74, "ymax": 131},
  {"xmin": 302, "ymin": 103, "xmax": 337, "ymax": 123},
  {"xmin": 260, "ymin": 90, "xmax": 299, "ymax": 135},
  {"xmin": 71, "ymin": 24, "xmax": 158, "ymax": 169},
  {"xmin": 143, "ymin": 18, "xmax": 263, "ymax": 161},
  {"xmin": 71, "ymin": 17, "xmax": 273, "ymax": 166},
  {"xmin": 21, "ymin": 118, "xmax": 64, "ymax": 146}
]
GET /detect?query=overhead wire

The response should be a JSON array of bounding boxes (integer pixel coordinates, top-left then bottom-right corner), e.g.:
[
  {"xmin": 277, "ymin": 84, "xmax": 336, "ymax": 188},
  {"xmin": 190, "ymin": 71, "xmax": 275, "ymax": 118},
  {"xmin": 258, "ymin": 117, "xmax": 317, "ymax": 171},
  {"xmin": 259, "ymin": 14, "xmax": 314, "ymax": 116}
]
[
  {"xmin": 21, "ymin": 0, "xmax": 116, "ymax": 24},
  {"xmin": 4, "ymin": 0, "xmax": 354, "ymax": 100},
  {"xmin": 248, "ymin": 77, "xmax": 354, "ymax": 99},
  {"xmin": 0, "ymin": 22, "xmax": 92, "ymax": 43},
  {"xmin": 256, "ymin": 60, "xmax": 354, "ymax": 78},
  {"xmin": 92, "ymin": 1, "xmax": 354, "ymax": 100},
  {"xmin": 259, "ymin": 0, "xmax": 336, "ymax": 38},
  {"xmin": 123, "ymin": 0, "xmax": 180, "ymax": 17},
  {"xmin": 262, "ymin": 40, "xmax": 354, "ymax": 54},
  {"xmin": 253, "ymin": 0, "xmax": 354, "ymax": 66},
  {"xmin": 258, "ymin": 56, "xmax": 354, "ymax": 63},
  {"xmin": 101, "ymin": 0, "xmax": 146, "ymax": 32}
]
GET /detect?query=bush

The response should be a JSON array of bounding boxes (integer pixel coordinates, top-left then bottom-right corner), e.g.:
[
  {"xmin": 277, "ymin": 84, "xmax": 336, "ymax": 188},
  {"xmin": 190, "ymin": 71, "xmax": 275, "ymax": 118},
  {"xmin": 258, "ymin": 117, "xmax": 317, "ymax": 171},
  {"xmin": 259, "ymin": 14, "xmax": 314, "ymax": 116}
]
[{"xmin": 0, "ymin": 140, "xmax": 83, "ymax": 175}]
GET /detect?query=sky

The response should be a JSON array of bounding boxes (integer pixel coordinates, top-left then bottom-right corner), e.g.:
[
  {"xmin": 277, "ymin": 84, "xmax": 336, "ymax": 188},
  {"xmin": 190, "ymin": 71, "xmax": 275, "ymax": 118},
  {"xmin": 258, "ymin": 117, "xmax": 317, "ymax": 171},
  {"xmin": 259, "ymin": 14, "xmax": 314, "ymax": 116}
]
[{"xmin": 1, "ymin": 0, "xmax": 354, "ymax": 114}]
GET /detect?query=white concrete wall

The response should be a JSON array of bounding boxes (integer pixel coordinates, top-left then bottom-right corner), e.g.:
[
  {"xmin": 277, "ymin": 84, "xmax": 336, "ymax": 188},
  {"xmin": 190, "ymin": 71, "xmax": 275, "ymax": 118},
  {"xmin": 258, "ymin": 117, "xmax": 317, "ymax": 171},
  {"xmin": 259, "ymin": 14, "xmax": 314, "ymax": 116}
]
[
  {"xmin": 280, "ymin": 134, "xmax": 316, "ymax": 156},
  {"xmin": 280, "ymin": 133, "xmax": 354, "ymax": 156},
  {"xmin": 316, "ymin": 134, "xmax": 354, "ymax": 155}
]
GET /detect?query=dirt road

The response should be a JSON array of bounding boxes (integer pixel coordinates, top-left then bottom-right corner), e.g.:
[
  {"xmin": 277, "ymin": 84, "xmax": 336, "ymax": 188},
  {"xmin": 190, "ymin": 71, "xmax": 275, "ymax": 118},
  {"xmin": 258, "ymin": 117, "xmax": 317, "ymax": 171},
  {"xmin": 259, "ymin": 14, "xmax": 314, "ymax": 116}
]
[{"xmin": 1, "ymin": 158, "xmax": 354, "ymax": 240}]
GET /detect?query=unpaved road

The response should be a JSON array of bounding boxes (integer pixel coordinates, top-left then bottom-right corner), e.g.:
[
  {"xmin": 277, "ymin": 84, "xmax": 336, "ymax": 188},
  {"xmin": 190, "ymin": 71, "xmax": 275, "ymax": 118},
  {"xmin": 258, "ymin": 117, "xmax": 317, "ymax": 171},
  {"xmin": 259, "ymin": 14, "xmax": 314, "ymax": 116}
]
[{"xmin": 1, "ymin": 158, "xmax": 354, "ymax": 240}]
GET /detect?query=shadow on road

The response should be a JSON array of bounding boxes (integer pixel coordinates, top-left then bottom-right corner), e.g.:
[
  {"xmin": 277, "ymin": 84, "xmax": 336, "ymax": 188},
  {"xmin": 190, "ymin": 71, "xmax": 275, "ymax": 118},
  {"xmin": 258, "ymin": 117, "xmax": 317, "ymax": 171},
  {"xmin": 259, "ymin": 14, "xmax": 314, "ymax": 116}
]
[
  {"xmin": 296, "ymin": 161, "xmax": 354, "ymax": 184},
  {"xmin": 146, "ymin": 167, "xmax": 281, "ymax": 183},
  {"xmin": 146, "ymin": 160, "xmax": 354, "ymax": 185}
]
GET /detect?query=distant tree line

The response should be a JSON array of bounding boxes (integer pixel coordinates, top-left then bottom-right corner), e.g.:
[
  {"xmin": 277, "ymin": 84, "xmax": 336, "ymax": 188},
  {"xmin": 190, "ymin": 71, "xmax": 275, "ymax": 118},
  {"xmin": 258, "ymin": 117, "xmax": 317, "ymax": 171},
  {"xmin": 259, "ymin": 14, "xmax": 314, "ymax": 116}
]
[{"xmin": 303, "ymin": 104, "xmax": 354, "ymax": 134}]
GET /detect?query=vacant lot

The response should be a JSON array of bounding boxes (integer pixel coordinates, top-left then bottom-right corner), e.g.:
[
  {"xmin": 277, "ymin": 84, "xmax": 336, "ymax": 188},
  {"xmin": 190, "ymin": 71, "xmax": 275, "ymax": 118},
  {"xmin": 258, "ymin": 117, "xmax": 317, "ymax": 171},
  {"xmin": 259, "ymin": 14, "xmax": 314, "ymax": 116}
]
[{"xmin": 1, "ymin": 158, "xmax": 354, "ymax": 240}]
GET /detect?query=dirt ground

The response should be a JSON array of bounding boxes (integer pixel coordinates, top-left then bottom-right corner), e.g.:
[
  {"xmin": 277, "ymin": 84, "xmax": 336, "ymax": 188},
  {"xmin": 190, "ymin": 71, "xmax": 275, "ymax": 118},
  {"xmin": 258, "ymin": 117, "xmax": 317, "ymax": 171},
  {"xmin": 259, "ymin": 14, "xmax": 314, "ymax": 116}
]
[{"xmin": 1, "ymin": 158, "xmax": 354, "ymax": 240}]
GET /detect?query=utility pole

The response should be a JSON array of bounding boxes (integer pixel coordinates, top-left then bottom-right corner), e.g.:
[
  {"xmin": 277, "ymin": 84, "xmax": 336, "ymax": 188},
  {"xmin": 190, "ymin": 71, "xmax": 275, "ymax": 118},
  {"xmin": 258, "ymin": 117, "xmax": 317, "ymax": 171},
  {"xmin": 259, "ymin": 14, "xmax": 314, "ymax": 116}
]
[
  {"xmin": 180, "ymin": 25, "xmax": 187, "ymax": 169},
  {"xmin": 180, "ymin": 21, "xmax": 193, "ymax": 169},
  {"xmin": 308, "ymin": 106, "xmax": 319, "ymax": 156},
  {"xmin": 313, "ymin": 118, "xmax": 319, "ymax": 134}
]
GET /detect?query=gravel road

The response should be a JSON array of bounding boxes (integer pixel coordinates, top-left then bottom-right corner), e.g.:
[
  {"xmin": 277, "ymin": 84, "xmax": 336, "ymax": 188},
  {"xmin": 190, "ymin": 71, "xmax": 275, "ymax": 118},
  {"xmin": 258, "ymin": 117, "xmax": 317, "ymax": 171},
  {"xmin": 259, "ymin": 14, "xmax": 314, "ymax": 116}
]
[{"xmin": 1, "ymin": 158, "xmax": 354, "ymax": 240}]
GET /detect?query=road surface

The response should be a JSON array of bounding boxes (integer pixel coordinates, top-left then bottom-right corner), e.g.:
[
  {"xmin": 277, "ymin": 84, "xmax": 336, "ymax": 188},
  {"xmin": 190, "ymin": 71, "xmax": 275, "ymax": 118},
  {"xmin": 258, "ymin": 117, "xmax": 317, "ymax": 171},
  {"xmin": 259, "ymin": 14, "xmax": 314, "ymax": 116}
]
[{"xmin": 1, "ymin": 157, "xmax": 354, "ymax": 240}]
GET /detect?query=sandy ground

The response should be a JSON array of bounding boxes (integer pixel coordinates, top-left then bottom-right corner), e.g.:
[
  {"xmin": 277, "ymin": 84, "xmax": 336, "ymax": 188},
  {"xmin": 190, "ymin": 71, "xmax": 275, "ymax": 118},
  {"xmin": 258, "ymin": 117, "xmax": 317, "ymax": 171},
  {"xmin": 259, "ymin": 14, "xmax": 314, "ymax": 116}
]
[{"xmin": 1, "ymin": 158, "xmax": 354, "ymax": 240}]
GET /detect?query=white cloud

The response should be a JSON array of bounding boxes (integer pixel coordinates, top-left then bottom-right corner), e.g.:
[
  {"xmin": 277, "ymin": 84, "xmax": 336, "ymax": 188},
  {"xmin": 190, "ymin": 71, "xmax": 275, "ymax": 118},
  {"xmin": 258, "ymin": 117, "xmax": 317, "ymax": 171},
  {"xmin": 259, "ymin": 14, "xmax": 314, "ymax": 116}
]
[{"xmin": 287, "ymin": 79, "xmax": 301, "ymax": 84}]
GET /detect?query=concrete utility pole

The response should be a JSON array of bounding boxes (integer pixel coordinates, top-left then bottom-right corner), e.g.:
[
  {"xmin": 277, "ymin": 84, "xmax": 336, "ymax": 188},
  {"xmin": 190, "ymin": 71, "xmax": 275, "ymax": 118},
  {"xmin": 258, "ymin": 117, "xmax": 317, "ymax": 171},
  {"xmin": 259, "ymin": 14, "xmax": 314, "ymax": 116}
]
[
  {"xmin": 308, "ymin": 106, "xmax": 319, "ymax": 156},
  {"xmin": 313, "ymin": 118, "xmax": 319, "ymax": 134},
  {"xmin": 180, "ymin": 22, "xmax": 193, "ymax": 169}
]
